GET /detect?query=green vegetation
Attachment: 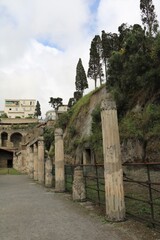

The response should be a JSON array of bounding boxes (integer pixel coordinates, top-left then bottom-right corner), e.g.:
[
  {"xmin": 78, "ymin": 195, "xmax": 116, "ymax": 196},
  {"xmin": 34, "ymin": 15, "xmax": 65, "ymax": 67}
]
[
  {"xmin": 55, "ymin": 111, "xmax": 72, "ymax": 130},
  {"xmin": 35, "ymin": 101, "xmax": 41, "ymax": 117},
  {"xmin": 89, "ymin": 105, "xmax": 103, "ymax": 163},
  {"xmin": 54, "ymin": 1, "xmax": 160, "ymax": 163},
  {"xmin": 0, "ymin": 168, "xmax": 22, "ymax": 175},
  {"xmin": 120, "ymin": 104, "xmax": 160, "ymax": 139},
  {"xmin": 68, "ymin": 86, "xmax": 104, "ymax": 127},
  {"xmin": 75, "ymin": 58, "xmax": 88, "ymax": 95},
  {"xmin": 43, "ymin": 127, "xmax": 55, "ymax": 151},
  {"xmin": 53, "ymin": 86, "xmax": 104, "ymax": 161},
  {"xmin": 87, "ymin": 0, "xmax": 160, "ymax": 117},
  {"xmin": 49, "ymin": 97, "xmax": 63, "ymax": 111},
  {"xmin": 140, "ymin": 0, "xmax": 158, "ymax": 36},
  {"xmin": 88, "ymin": 35, "xmax": 104, "ymax": 88},
  {"xmin": 0, "ymin": 113, "xmax": 8, "ymax": 118}
]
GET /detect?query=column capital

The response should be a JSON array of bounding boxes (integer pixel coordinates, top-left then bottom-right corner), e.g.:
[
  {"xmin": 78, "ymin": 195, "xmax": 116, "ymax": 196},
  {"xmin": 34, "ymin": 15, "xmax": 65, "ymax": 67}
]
[
  {"xmin": 38, "ymin": 136, "xmax": 44, "ymax": 141},
  {"xmin": 101, "ymin": 94, "xmax": 116, "ymax": 111},
  {"xmin": 55, "ymin": 128, "xmax": 63, "ymax": 137}
]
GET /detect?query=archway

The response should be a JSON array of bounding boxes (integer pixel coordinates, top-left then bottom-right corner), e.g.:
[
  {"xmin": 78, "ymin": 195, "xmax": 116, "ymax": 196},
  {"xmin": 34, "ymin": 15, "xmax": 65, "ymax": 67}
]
[{"xmin": 10, "ymin": 132, "xmax": 22, "ymax": 148}]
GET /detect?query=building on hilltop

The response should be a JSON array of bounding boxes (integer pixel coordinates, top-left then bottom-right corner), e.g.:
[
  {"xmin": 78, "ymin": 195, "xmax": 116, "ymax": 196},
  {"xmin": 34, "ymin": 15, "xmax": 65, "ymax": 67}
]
[
  {"xmin": 45, "ymin": 110, "xmax": 56, "ymax": 121},
  {"xmin": 45, "ymin": 105, "xmax": 68, "ymax": 122},
  {"xmin": 4, "ymin": 99, "xmax": 36, "ymax": 118},
  {"xmin": 57, "ymin": 105, "xmax": 68, "ymax": 118}
]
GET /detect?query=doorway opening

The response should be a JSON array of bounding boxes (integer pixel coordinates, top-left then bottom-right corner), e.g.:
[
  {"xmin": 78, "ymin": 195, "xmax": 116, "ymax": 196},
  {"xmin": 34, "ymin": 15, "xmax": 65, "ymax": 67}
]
[{"xmin": 7, "ymin": 159, "xmax": 13, "ymax": 168}]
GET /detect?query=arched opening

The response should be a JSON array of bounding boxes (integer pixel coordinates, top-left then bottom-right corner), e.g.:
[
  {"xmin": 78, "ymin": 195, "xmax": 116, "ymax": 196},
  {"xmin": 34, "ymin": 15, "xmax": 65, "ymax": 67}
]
[
  {"xmin": 10, "ymin": 132, "xmax": 22, "ymax": 148},
  {"xmin": 1, "ymin": 132, "xmax": 8, "ymax": 147},
  {"xmin": 0, "ymin": 149, "xmax": 13, "ymax": 168}
]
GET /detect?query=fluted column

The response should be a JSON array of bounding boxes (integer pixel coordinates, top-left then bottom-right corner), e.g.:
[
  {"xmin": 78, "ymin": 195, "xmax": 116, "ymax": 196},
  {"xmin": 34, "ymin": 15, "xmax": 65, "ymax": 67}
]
[
  {"xmin": 26, "ymin": 145, "xmax": 30, "ymax": 175},
  {"xmin": 55, "ymin": 128, "xmax": 65, "ymax": 192},
  {"xmin": 38, "ymin": 137, "xmax": 45, "ymax": 184},
  {"xmin": 29, "ymin": 146, "xmax": 34, "ymax": 179},
  {"xmin": 45, "ymin": 156, "xmax": 53, "ymax": 188},
  {"xmin": 33, "ymin": 143, "xmax": 38, "ymax": 181},
  {"xmin": 101, "ymin": 94, "xmax": 125, "ymax": 221}
]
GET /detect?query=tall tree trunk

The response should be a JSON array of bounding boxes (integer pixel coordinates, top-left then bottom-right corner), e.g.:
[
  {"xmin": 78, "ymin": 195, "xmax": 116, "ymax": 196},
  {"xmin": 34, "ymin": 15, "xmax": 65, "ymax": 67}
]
[
  {"xmin": 104, "ymin": 59, "xmax": 107, "ymax": 82},
  {"xmin": 94, "ymin": 77, "xmax": 97, "ymax": 89}
]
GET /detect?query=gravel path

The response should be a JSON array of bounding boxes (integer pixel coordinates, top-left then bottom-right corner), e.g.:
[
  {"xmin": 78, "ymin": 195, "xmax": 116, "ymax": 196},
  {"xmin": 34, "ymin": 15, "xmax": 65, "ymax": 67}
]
[{"xmin": 0, "ymin": 175, "xmax": 146, "ymax": 240}]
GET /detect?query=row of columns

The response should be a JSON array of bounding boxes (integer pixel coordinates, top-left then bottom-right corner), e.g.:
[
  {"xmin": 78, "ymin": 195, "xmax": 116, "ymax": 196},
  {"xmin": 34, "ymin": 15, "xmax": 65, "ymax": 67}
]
[
  {"xmin": 14, "ymin": 137, "xmax": 45, "ymax": 184},
  {"xmin": 13, "ymin": 94, "xmax": 125, "ymax": 222},
  {"xmin": 54, "ymin": 94, "xmax": 125, "ymax": 222}
]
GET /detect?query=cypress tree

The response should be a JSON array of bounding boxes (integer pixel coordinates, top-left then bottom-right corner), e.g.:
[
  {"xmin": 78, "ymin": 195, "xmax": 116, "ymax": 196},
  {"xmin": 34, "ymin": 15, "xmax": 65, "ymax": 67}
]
[
  {"xmin": 75, "ymin": 58, "xmax": 88, "ymax": 95},
  {"xmin": 140, "ymin": 0, "xmax": 159, "ymax": 36},
  {"xmin": 35, "ymin": 101, "xmax": 41, "ymax": 117},
  {"xmin": 88, "ymin": 35, "xmax": 104, "ymax": 88}
]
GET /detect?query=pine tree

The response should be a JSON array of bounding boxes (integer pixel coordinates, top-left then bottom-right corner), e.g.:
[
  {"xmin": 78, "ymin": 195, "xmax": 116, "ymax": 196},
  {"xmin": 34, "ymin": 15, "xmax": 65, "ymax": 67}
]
[
  {"xmin": 140, "ymin": 0, "xmax": 159, "ymax": 36},
  {"xmin": 68, "ymin": 98, "xmax": 75, "ymax": 108},
  {"xmin": 49, "ymin": 97, "xmax": 63, "ymax": 110},
  {"xmin": 88, "ymin": 35, "xmax": 104, "ymax": 88},
  {"xmin": 101, "ymin": 31, "xmax": 119, "ymax": 81},
  {"xmin": 35, "ymin": 101, "xmax": 41, "ymax": 118},
  {"xmin": 49, "ymin": 97, "xmax": 63, "ymax": 120},
  {"xmin": 75, "ymin": 58, "xmax": 88, "ymax": 95}
]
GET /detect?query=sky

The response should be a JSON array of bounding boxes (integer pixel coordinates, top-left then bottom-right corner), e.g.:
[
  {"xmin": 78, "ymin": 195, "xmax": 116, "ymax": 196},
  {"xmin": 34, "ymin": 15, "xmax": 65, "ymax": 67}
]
[{"xmin": 0, "ymin": 0, "xmax": 160, "ymax": 117}]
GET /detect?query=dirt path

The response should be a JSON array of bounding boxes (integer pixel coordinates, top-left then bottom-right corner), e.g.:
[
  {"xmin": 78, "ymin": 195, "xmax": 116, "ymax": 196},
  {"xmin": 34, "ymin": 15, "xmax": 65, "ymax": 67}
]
[{"xmin": 0, "ymin": 175, "xmax": 159, "ymax": 240}]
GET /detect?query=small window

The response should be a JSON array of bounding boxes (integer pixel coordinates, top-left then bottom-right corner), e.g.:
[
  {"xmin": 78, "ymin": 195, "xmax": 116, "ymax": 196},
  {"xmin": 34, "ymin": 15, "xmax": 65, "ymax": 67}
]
[
  {"xmin": 9, "ymin": 108, "xmax": 12, "ymax": 110},
  {"xmin": 30, "ymin": 101, "xmax": 32, "ymax": 105}
]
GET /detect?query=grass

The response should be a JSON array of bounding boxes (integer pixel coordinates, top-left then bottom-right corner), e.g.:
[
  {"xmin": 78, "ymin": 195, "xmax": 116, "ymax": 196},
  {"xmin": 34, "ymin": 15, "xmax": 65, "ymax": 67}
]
[
  {"xmin": 0, "ymin": 168, "xmax": 22, "ymax": 175},
  {"xmin": 68, "ymin": 86, "xmax": 105, "ymax": 127},
  {"xmin": 65, "ymin": 174, "xmax": 105, "ymax": 205}
]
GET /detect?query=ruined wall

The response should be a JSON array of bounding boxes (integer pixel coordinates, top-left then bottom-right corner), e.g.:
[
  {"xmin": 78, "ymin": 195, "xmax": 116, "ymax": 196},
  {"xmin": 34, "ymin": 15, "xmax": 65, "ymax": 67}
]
[{"xmin": 64, "ymin": 86, "xmax": 160, "ymax": 164}]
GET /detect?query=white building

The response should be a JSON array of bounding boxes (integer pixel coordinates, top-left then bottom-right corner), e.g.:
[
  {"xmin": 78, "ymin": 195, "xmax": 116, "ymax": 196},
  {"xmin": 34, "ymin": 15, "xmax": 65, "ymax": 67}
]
[
  {"xmin": 58, "ymin": 105, "xmax": 68, "ymax": 114},
  {"xmin": 45, "ymin": 110, "xmax": 56, "ymax": 120},
  {"xmin": 45, "ymin": 105, "xmax": 68, "ymax": 121},
  {"xmin": 4, "ymin": 99, "xmax": 36, "ymax": 118}
]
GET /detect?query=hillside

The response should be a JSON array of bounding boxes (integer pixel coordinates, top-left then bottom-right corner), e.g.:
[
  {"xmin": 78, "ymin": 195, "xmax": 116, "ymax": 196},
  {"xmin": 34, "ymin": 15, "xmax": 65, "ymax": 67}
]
[{"xmin": 55, "ymin": 85, "xmax": 160, "ymax": 164}]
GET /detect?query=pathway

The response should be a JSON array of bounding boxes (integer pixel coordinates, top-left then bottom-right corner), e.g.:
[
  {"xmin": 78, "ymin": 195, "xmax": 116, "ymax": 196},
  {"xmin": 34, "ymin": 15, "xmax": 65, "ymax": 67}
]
[{"xmin": 0, "ymin": 175, "xmax": 152, "ymax": 240}]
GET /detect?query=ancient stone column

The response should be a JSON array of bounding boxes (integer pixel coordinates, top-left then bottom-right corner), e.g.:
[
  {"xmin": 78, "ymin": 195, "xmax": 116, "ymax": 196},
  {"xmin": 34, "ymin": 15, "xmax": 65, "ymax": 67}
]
[
  {"xmin": 0, "ymin": 135, "xmax": 2, "ymax": 147},
  {"xmin": 13, "ymin": 153, "xmax": 18, "ymax": 170},
  {"xmin": 72, "ymin": 166, "xmax": 86, "ymax": 201},
  {"xmin": 26, "ymin": 145, "xmax": 30, "ymax": 175},
  {"xmin": 38, "ymin": 137, "xmax": 45, "ymax": 184},
  {"xmin": 45, "ymin": 156, "xmax": 53, "ymax": 188},
  {"xmin": 33, "ymin": 143, "xmax": 38, "ymax": 181},
  {"xmin": 101, "ymin": 94, "xmax": 125, "ymax": 222},
  {"xmin": 29, "ymin": 146, "xmax": 34, "ymax": 179},
  {"xmin": 18, "ymin": 153, "xmax": 22, "ymax": 172},
  {"xmin": 55, "ymin": 128, "xmax": 65, "ymax": 192}
]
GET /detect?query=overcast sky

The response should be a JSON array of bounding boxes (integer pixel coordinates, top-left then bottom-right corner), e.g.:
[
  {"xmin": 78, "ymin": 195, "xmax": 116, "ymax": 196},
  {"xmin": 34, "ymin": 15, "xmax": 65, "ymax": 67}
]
[{"xmin": 0, "ymin": 0, "xmax": 160, "ymax": 117}]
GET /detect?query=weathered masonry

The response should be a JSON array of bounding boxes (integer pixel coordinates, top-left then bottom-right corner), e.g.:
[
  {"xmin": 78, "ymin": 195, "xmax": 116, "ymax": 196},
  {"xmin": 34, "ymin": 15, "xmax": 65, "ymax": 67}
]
[{"xmin": 0, "ymin": 118, "xmax": 42, "ymax": 171}]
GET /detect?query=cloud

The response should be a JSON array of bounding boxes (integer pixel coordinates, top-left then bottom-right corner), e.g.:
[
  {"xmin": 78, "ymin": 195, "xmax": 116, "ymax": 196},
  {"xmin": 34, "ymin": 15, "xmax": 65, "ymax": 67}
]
[
  {"xmin": 0, "ymin": 0, "xmax": 160, "ymax": 117},
  {"xmin": 97, "ymin": 0, "xmax": 160, "ymax": 33}
]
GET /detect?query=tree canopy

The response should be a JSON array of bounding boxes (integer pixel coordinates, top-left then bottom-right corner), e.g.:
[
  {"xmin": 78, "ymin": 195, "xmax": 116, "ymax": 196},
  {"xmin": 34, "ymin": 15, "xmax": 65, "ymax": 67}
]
[
  {"xmin": 35, "ymin": 101, "xmax": 41, "ymax": 117},
  {"xmin": 49, "ymin": 97, "xmax": 63, "ymax": 110},
  {"xmin": 106, "ymin": 20, "xmax": 160, "ymax": 115},
  {"xmin": 88, "ymin": 35, "xmax": 104, "ymax": 88},
  {"xmin": 140, "ymin": 0, "xmax": 159, "ymax": 36},
  {"xmin": 75, "ymin": 58, "xmax": 88, "ymax": 95}
]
